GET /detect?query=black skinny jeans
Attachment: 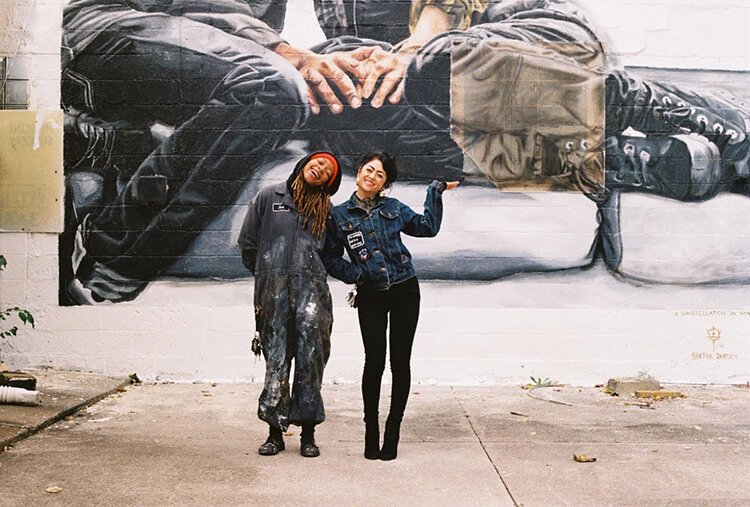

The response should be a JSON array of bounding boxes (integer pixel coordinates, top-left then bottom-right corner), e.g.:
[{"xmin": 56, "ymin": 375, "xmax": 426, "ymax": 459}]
[{"xmin": 357, "ymin": 277, "xmax": 420, "ymax": 424}]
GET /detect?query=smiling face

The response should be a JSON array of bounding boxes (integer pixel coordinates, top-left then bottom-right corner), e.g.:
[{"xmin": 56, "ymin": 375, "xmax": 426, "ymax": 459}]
[
  {"xmin": 356, "ymin": 158, "xmax": 388, "ymax": 199},
  {"xmin": 302, "ymin": 156, "xmax": 335, "ymax": 188}
]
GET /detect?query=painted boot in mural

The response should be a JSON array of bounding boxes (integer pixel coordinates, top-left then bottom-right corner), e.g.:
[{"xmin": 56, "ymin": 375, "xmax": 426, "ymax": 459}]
[
  {"xmin": 64, "ymin": 107, "xmax": 154, "ymax": 222},
  {"xmin": 605, "ymin": 71, "xmax": 750, "ymax": 199},
  {"xmin": 605, "ymin": 133, "xmax": 722, "ymax": 201},
  {"xmin": 64, "ymin": 214, "xmax": 150, "ymax": 305}
]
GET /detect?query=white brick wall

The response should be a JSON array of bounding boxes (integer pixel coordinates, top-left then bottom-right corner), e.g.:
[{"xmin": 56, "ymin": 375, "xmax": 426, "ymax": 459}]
[
  {"xmin": 581, "ymin": 0, "xmax": 750, "ymax": 70},
  {"xmin": 1, "ymin": 0, "xmax": 749, "ymax": 384}
]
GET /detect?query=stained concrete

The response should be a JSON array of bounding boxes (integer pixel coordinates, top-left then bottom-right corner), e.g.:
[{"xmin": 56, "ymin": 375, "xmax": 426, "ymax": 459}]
[
  {"xmin": 1, "ymin": 376, "xmax": 749, "ymax": 505},
  {"xmin": 0, "ymin": 370, "xmax": 130, "ymax": 449}
]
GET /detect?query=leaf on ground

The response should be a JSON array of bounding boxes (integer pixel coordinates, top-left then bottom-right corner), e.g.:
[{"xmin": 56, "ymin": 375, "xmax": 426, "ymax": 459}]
[{"xmin": 573, "ymin": 454, "xmax": 597, "ymax": 463}]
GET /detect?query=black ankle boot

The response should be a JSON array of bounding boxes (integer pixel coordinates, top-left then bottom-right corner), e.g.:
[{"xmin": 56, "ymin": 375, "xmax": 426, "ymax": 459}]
[
  {"xmin": 300, "ymin": 424, "xmax": 320, "ymax": 458},
  {"xmin": 364, "ymin": 420, "xmax": 380, "ymax": 460},
  {"xmin": 379, "ymin": 420, "xmax": 401, "ymax": 461},
  {"xmin": 258, "ymin": 426, "xmax": 285, "ymax": 456},
  {"xmin": 606, "ymin": 71, "xmax": 750, "ymax": 184},
  {"xmin": 605, "ymin": 133, "xmax": 722, "ymax": 201}
]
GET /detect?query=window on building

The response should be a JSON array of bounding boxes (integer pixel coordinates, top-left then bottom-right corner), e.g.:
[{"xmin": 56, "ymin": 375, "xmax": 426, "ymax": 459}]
[{"xmin": 0, "ymin": 56, "xmax": 29, "ymax": 109}]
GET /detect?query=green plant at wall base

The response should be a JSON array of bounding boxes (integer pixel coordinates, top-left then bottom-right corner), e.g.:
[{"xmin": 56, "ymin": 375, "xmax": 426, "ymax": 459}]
[
  {"xmin": 0, "ymin": 255, "xmax": 35, "ymax": 339},
  {"xmin": 522, "ymin": 376, "xmax": 556, "ymax": 390}
]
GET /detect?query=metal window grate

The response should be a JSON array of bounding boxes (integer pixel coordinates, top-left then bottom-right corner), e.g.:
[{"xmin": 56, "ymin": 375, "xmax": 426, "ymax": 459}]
[{"xmin": 1, "ymin": 56, "xmax": 29, "ymax": 110}]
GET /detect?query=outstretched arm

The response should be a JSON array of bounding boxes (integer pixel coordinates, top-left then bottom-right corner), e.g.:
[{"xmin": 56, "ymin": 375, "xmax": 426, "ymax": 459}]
[{"xmin": 402, "ymin": 180, "xmax": 460, "ymax": 237}]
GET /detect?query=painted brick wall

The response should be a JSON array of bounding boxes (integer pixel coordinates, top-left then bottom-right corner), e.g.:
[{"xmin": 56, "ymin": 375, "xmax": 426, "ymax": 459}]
[{"xmin": 1, "ymin": 0, "xmax": 749, "ymax": 384}]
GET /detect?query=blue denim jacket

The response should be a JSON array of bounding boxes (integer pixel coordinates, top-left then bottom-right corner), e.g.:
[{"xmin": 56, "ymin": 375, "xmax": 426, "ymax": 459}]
[{"xmin": 323, "ymin": 180, "xmax": 445, "ymax": 290}]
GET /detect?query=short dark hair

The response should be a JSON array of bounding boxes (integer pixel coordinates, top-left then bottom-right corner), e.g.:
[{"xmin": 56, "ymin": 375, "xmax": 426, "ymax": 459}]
[{"xmin": 357, "ymin": 151, "xmax": 398, "ymax": 188}]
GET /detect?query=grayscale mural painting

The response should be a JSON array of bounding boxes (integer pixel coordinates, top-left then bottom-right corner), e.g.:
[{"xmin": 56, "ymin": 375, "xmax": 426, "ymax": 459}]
[{"xmin": 59, "ymin": 0, "xmax": 750, "ymax": 305}]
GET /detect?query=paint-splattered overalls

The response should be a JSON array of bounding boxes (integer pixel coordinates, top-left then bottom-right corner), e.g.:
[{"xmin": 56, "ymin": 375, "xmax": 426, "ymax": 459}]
[{"xmin": 238, "ymin": 182, "xmax": 333, "ymax": 431}]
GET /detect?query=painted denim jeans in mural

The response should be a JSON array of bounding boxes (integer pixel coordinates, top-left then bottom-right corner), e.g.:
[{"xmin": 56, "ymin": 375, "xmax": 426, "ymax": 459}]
[
  {"xmin": 254, "ymin": 273, "xmax": 333, "ymax": 430},
  {"xmin": 61, "ymin": 1, "xmax": 307, "ymax": 303}
]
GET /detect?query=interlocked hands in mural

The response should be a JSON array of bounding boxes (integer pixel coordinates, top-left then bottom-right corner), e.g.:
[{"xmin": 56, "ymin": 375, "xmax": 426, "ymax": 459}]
[
  {"xmin": 274, "ymin": 6, "xmax": 452, "ymax": 114},
  {"xmin": 273, "ymin": 42, "xmax": 367, "ymax": 114}
]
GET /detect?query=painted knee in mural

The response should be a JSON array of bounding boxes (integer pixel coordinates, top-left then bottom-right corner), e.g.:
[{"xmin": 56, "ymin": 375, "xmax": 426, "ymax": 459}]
[
  {"xmin": 481, "ymin": 0, "xmax": 591, "ymax": 24},
  {"xmin": 64, "ymin": 61, "xmax": 306, "ymax": 304},
  {"xmin": 443, "ymin": 9, "xmax": 606, "ymax": 197}
]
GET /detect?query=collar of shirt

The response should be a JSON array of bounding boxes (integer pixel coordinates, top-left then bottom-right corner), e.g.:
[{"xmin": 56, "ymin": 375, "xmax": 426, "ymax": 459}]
[
  {"xmin": 346, "ymin": 191, "xmax": 383, "ymax": 212},
  {"xmin": 274, "ymin": 182, "xmax": 298, "ymax": 210}
]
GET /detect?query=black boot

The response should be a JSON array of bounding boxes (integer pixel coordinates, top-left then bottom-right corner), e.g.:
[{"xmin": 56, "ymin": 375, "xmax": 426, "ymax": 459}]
[
  {"xmin": 364, "ymin": 419, "xmax": 380, "ymax": 460},
  {"xmin": 258, "ymin": 426, "xmax": 285, "ymax": 456},
  {"xmin": 605, "ymin": 133, "xmax": 722, "ymax": 201},
  {"xmin": 606, "ymin": 71, "xmax": 750, "ymax": 188},
  {"xmin": 63, "ymin": 107, "xmax": 156, "ymax": 221},
  {"xmin": 379, "ymin": 419, "xmax": 401, "ymax": 461},
  {"xmin": 63, "ymin": 106, "xmax": 154, "ymax": 180},
  {"xmin": 300, "ymin": 424, "xmax": 320, "ymax": 458}
]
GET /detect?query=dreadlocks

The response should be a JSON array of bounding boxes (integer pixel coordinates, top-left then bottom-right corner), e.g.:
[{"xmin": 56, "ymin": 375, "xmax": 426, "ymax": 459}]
[{"xmin": 291, "ymin": 172, "xmax": 332, "ymax": 237}]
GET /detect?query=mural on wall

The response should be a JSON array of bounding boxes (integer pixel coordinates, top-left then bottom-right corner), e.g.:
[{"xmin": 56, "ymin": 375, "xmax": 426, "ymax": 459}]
[{"xmin": 59, "ymin": 0, "xmax": 750, "ymax": 305}]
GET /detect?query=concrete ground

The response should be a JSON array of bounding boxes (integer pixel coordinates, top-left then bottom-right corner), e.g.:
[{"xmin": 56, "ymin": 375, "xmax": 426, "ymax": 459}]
[{"xmin": 1, "ymin": 372, "xmax": 750, "ymax": 506}]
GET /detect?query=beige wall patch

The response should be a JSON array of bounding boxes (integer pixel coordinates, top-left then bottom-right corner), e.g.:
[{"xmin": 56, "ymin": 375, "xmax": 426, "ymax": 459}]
[{"xmin": 0, "ymin": 110, "xmax": 63, "ymax": 232}]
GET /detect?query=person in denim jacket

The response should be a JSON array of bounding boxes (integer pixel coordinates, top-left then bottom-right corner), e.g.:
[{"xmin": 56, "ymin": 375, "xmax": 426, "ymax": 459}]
[{"xmin": 323, "ymin": 151, "xmax": 459, "ymax": 460}]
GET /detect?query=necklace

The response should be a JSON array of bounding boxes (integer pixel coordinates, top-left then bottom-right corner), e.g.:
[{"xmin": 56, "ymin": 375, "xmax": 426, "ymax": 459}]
[{"xmin": 355, "ymin": 193, "xmax": 379, "ymax": 211}]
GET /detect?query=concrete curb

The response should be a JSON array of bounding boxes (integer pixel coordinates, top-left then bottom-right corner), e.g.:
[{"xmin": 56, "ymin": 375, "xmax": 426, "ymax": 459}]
[{"xmin": 0, "ymin": 371, "xmax": 133, "ymax": 451}]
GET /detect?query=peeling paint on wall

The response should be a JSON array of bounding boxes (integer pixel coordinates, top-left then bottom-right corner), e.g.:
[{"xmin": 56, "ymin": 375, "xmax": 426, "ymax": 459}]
[{"xmin": 0, "ymin": 110, "xmax": 64, "ymax": 233}]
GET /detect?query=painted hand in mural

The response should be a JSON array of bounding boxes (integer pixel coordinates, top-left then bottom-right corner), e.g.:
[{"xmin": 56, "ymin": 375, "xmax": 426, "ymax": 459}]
[
  {"xmin": 274, "ymin": 42, "xmax": 368, "ymax": 114},
  {"xmin": 357, "ymin": 5, "xmax": 453, "ymax": 107},
  {"xmin": 357, "ymin": 46, "xmax": 411, "ymax": 108}
]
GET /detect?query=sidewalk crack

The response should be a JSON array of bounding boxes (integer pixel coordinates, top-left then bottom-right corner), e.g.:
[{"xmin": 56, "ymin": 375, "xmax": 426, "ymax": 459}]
[{"xmin": 451, "ymin": 386, "xmax": 519, "ymax": 507}]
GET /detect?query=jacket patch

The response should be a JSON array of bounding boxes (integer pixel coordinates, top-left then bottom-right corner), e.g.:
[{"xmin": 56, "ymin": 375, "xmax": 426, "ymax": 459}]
[
  {"xmin": 272, "ymin": 203, "xmax": 291, "ymax": 212},
  {"xmin": 347, "ymin": 231, "xmax": 365, "ymax": 249}
]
